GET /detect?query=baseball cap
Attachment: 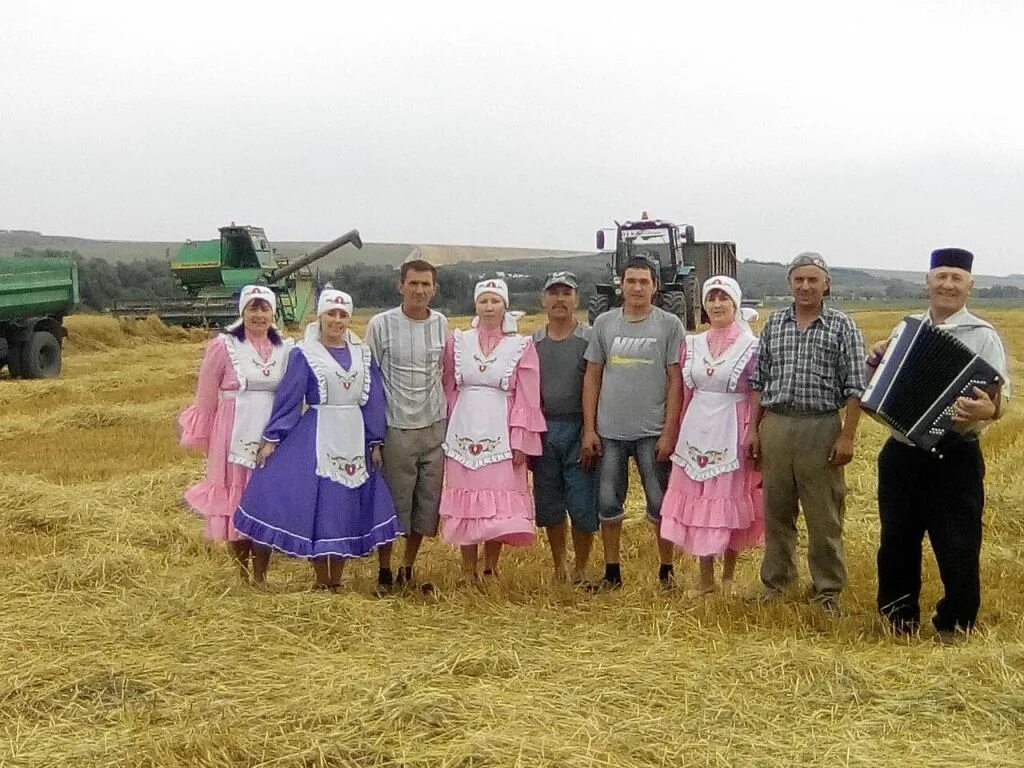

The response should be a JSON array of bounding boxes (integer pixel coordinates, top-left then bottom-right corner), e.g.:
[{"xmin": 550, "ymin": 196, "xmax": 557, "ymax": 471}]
[
  {"xmin": 787, "ymin": 252, "xmax": 829, "ymax": 275},
  {"xmin": 543, "ymin": 271, "xmax": 579, "ymax": 291}
]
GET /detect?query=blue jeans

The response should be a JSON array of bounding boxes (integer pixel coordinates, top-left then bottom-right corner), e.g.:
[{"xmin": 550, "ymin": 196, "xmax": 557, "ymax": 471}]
[
  {"xmin": 597, "ymin": 436, "xmax": 670, "ymax": 523},
  {"xmin": 531, "ymin": 418, "xmax": 599, "ymax": 533}
]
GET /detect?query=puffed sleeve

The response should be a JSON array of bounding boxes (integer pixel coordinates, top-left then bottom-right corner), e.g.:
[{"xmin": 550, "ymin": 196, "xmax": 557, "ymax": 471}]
[
  {"xmin": 262, "ymin": 347, "xmax": 309, "ymax": 443},
  {"xmin": 508, "ymin": 340, "xmax": 546, "ymax": 455},
  {"xmin": 442, "ymin": 332, "xmax": 459, "ymax": 418},
  {"xmin": 362, "ymin": 357, "xmax": 387, "ymax": 445},
  {"xmin": 178, "ymin": 336, "xmax": 230, "ymax": 452}
]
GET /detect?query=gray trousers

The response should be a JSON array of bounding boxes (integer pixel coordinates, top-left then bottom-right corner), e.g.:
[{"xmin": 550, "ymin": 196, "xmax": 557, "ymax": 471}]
[
  {"xmin": 758, "ymin": 410, "xmax": 847, "ymax": 598},
  {"xmin": 382, "ymin": 421, "xmax": 445, "ymax": 537}
]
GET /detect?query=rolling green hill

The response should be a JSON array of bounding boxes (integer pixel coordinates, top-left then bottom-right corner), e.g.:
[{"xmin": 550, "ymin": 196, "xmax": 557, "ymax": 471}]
[{"xmin": 4, "ymin": 230, "xmax": 1022, "ymax": 296}]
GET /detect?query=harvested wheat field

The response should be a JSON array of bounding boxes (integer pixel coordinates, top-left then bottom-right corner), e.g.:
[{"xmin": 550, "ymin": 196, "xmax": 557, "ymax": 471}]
[{"xmin": 1, "ymin": 309, "xmax": 1023, "ymax": 768}]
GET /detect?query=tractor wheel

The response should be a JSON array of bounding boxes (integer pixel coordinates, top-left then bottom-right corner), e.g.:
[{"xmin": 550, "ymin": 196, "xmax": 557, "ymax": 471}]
[
  {"xmin": 22, "ymin": 331, "xmax": 62, "ymax": 379},
  {"xmin": 661, "ymin": 290, "xmax": 689, "ymax": 330},
  {"xmin": 588, "ymin": 293, "xmax": 611, "ymax": 326},
  {"xmin": 7, "ymin": 342, "xmax": 26, "ymax": 379}
]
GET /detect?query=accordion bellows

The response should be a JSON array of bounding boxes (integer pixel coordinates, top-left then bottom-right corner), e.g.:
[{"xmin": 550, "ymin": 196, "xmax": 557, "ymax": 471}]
[{"xmin": 862, "ymin": 316, "xmax": 1002, "ymax": 454}]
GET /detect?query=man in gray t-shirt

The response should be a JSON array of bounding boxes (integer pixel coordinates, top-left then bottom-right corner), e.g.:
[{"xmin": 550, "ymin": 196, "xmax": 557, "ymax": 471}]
[
  {"xmin": 583, "ymin": 259, "xmax": 684, "ymax": 590},
  {"xmin": 365, "ymin": 256, "xmax": 448, "ymax": 594},
  {"xmin": 530, "ymin": 272, "xmax": 598, "ymax": 585}
]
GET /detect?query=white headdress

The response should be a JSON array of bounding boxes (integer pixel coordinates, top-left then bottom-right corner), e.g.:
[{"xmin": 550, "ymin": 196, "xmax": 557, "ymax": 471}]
[
  {"xmin": 471, "ymin": 278, "xmax": 517, "ymax": 333},
  {"xmin": 317, "ymin": 289, "xmax": 354, "ymax": 317}
]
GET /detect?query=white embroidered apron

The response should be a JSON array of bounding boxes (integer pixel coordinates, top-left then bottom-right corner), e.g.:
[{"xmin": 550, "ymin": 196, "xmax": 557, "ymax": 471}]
[
  {"xmin": 222, "ymin": 335, "xmax": 293, "ymax": 468},
  {"xmin": 671, "ymin": 330, "xmax": 757, "ymax": 481},
  {"xmin": 300, "ymin": 335, "xmax": 372, "ymax": 489},
  {"xmin": 443, "ymin": 329, "xmax": 529, "ymax": 470}
]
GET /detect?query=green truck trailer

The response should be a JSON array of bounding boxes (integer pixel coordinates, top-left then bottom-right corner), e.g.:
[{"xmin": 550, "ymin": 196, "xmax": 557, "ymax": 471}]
[{"xmin": 0, "ymin": 256, "xmax": 79, "ymax": 379}]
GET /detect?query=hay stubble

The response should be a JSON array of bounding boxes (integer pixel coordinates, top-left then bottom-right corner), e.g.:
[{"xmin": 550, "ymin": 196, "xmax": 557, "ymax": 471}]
[{"xmin": 2, "ymin": 311, "xmax": 1022, "ymax": 767}]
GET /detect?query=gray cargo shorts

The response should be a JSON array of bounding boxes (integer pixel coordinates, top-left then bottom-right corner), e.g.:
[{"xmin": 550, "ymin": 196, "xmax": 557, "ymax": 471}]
[{"xmin": 382, "ymin": 420, "xmax": 445, "ymax": 537}]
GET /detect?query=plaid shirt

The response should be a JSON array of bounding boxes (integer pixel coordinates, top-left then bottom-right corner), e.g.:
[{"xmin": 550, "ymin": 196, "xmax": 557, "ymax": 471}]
[{"xmin": 750, "ymin": 304, "xmax": 867, "ymax": 412}]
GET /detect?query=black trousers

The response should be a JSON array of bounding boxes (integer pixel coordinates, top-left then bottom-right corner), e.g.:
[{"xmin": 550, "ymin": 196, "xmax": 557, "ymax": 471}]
[{"xmin": 876, "ymin": 436, "xmax": 985, "ymax": 632}]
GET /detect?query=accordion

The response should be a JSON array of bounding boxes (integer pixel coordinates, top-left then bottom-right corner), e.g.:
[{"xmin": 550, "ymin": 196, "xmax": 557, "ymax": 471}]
[{"xmin": 861, "ymin": 316, "xmax": 1002, "ymax": 454}]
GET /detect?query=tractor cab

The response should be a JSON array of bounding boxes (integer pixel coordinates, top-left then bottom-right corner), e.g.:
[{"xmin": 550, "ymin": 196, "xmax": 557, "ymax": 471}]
[
  {"xmin": 598, "ymin": 213, "xmax": 696, "ymax": 288},
  {"xmin": 591, "ymin": 212, "xmax": 736, "ymax": 331}
]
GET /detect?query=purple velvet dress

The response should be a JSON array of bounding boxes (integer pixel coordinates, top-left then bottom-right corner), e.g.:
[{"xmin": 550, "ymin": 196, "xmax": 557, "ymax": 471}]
[{"xmin": 233, "ymin": 345, "xmax": 403, "ymax": 558}]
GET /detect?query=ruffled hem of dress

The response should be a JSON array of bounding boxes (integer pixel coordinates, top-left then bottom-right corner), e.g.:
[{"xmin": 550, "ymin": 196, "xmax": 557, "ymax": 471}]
[
  {"xmin": 233, "ymin": 508, "xmax": 402, "ymax": 559},
  {"xmin": 178, "ymin": 406, "xmax": 215, "ymax": 451},
  {"xmin": 440, "ymin": 488, "xmax": 535, "ymax": 520},
  {"xmin": 440, "ymin": 516, "xmax": 536, "ymax": 547},
  {"xmin": 660, "ymin": 490, "xmax": 759, "ymax": 530},
  {"xmin": 660, "ymin": 519, "xmax": 764, "ymax": 556},
  {"xmin": 202, "ymin": 514, "xmax": 245, "ymax": 542},
  {"xmin": 184, "ymin": 479, "xmax": 248, "ymax": 521}
]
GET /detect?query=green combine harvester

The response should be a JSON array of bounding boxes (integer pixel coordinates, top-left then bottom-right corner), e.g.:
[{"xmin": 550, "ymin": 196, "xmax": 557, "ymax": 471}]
[{"xmin": 112, "ymin": 225, "xmax": 362, "ymax": 327}]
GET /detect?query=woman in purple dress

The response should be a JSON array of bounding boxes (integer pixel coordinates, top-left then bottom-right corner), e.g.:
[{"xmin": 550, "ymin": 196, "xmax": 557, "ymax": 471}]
[{"xmin": 233, "ymin": 289, "xmax": 403, "ymax": 591}]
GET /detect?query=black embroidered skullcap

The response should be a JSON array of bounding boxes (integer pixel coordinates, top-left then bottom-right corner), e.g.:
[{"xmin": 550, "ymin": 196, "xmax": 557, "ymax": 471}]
[{"xmin": 930, "ymin": 248, "xmax": 973, "ymax": 272}]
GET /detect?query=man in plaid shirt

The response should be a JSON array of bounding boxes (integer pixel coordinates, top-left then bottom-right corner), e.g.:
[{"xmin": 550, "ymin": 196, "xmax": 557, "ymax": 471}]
[{"xmin": 745, "ymin": 252, "xmax": 867, "ymax": 616}]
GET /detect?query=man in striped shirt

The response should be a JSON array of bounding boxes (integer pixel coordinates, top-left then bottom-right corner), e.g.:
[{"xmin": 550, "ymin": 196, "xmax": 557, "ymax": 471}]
[
  {"xmin": 366, "ymin": 256, "xmax": 449, "ymax": 593},
  {"xmin": 745, "ymin": 252, "xmax": 867, "ymax": 616}
]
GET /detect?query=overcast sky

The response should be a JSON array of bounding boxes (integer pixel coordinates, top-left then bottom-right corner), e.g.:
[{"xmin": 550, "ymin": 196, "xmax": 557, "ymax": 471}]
[{"xmin": 3, "ymin": 1, "xmax": 1022, "ymax": 274}]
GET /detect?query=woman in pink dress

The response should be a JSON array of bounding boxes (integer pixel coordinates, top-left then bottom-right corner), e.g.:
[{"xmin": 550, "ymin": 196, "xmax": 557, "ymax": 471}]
[
  {"xmin": 660, "ymin": 276, "xmax": 763, "ymax": 597},
  {"xmin": 179, "ymin": 285, "xmax": 293, "ymax": 583},
  {"xmin": 440, "ymin": 278, "xmax": 546, "ymax": 582}
]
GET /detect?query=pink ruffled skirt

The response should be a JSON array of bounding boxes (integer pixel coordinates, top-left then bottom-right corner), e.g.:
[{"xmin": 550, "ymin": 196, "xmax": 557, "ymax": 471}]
[
  {"xmin": 439, "ymin": 458, "xmax": 536, "ymax": 546},
  {"xmin": 660, "ymin": 461, "xmax": 764, "ymax": 557},
  {"xmin": 180, "ymin": 401, "xmax": 251, "ymax": 542}
]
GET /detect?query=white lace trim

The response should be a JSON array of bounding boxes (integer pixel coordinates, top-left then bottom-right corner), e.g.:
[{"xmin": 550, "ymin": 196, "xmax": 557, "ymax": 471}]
[
  {"xmin": 727, "ymin": 336, "xmax": 758, "ymax": 393},
  {"xmin": 300, "ymin": 326, "xmax": 367, "ymax": 404},
  {"xmin": 499, "ymin": 336, "xmax": 530, "ymax": 392},
  {"xmin": 220, "ymin": 334, "xmax": 248, "ymax": 392}
]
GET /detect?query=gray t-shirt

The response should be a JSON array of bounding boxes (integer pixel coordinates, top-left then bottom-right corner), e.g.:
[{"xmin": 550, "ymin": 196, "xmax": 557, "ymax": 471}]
[
  {"xmin": 365, "ymin": 307, "xmax": 448, "ymax": 429},
  {"xmin": 532, "ymin": 323, "xmax": 592, "ymax": 419},
  {"xmin": 585, "ymin": 307, "xmax": 684, "ymax": 440}
]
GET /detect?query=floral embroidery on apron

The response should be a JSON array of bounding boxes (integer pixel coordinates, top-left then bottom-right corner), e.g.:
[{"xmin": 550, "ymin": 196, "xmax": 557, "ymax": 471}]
[
  {"xmin": 222, "ymin": 335, "xmax": 293, "ymax": 468},
  {"xmin": 444, "ymin": 329, "xmax": 528, "ymax": 469},
  {"xmin": 300, "ymin": 332, "xmax": 373, "ymax": 489},
  {"xmin": 672, "ymin": 330, "xmax": 757, "ymax": 481}
]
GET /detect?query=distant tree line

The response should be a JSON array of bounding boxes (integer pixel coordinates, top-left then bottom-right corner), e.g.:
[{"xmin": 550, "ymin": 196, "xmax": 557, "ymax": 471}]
[
  {"xmin": 11, "ymin": 248, "xmax": 565, "ymax": 314},
  {"xmin": 12, "ymin": 247, "xmax": 1022, "ymax": 313},
  {"xmin": 14, "ymin": 248, "xmax": 184, "ymax": 311}
]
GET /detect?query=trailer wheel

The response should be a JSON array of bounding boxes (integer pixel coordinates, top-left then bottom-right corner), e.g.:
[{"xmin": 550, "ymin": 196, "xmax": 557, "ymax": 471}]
[
  {"xmin": 588, "ymin": 293, "xmax": 611, "ymax": 326},
  {"xmin": 661, "ymin": 290, "xmax": 690, "ymax": 331},
  {"xmin": 23, "ymin": 331, "xmax": 62, "ymax": 379},
  {"xmin": 7, "ymin": 343, "xmax": 26, "ymax": 379}
]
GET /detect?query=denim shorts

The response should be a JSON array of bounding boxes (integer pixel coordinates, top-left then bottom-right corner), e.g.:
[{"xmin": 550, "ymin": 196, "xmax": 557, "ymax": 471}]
[
  {"xmin": 597, "ymin": 436, "xmax": 670, "ymax": 523},
  {"xmin": 530, "ymin": 418, "xmax": 599, "ymax": 533}
]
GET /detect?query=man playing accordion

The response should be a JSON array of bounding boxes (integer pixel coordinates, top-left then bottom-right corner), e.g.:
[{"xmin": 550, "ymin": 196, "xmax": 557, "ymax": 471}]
[{"xmin": 867, "ymin": 247, "xmax": 1012, "ymax": 642}]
